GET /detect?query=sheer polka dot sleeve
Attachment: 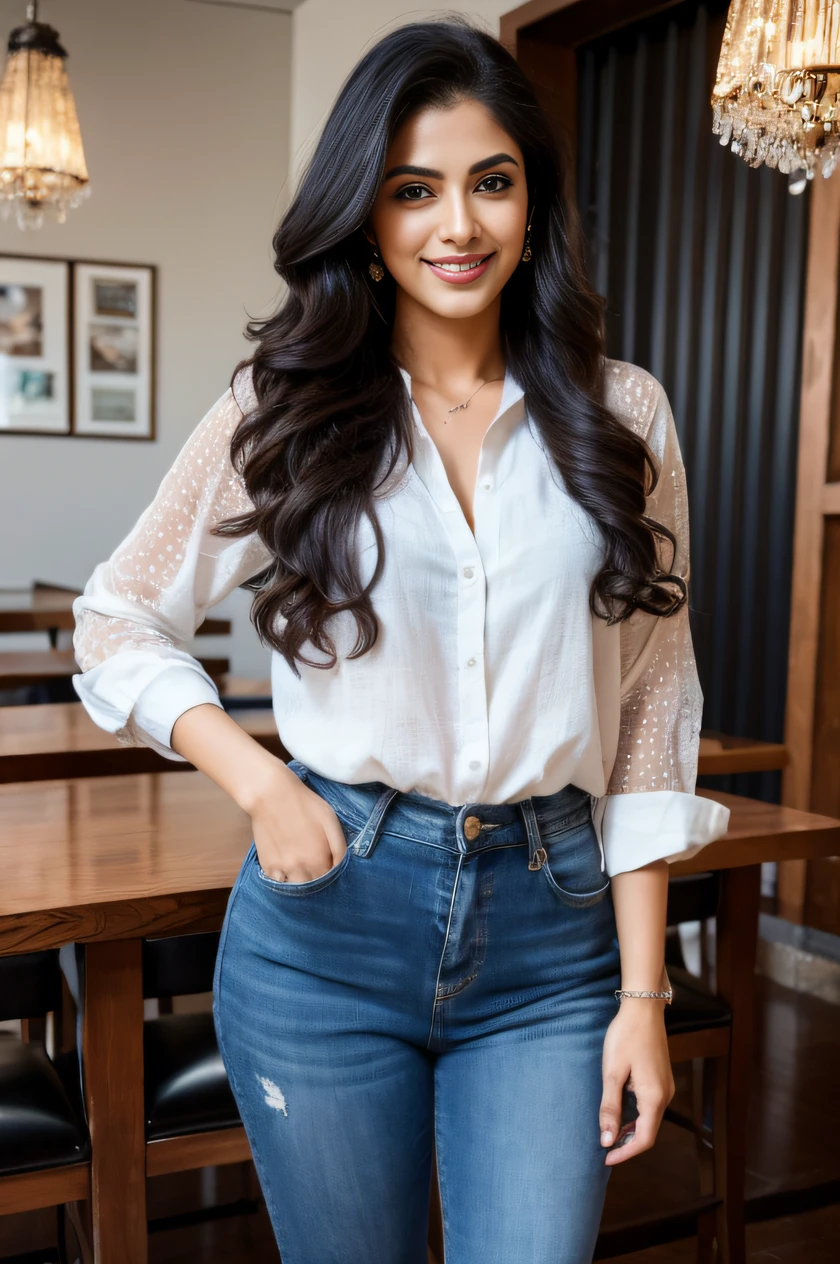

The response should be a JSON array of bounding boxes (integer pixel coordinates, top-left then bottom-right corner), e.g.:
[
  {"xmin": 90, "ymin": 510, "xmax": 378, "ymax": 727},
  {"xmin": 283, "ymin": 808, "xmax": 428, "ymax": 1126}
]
[
  {"xmin": 72, "ymin": 367, "xmax": 272, "ymax": 760},
  {"xmin": 593, "ymin": 372, "xmax": 730, "ymax": 876}
]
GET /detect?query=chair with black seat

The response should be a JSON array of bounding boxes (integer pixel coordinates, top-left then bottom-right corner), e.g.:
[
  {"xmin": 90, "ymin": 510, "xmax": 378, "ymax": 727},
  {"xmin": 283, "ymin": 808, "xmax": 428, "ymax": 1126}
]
[
  {"xmin": 140, "ymin": 931, "xmax": 244, "ymax": 1161},
  {"xmin": 592, "ymin": 870, "xmax": 737, "ymax": 1264},
  {"xmin": 58, "ymin": 932, "xmax": 254, "ymax": 1250},
  {"xmin": 0, "ymin": 950, "xmax": 91, "ymax": 1263}
]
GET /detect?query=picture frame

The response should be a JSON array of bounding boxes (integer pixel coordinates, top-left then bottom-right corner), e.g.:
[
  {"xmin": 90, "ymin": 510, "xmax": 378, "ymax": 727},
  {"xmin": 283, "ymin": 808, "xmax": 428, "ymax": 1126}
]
[
  {"xmin": 72, "ymin": 261, "xmax": 156, "ymax": 440},
  {"xmin": 0, "ymin": 255, "xmax": 71, "ymax": 435}
]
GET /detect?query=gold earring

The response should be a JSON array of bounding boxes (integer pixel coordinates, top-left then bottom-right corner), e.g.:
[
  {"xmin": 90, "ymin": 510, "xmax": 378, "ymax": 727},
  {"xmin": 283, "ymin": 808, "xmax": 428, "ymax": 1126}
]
[
  {"xmin": 368, "ymin": 244, "xmax": 385, "ymax": 282},
  {"xmin": 521, "ymin": 207, "xmax": 534, "ymax": 263}
]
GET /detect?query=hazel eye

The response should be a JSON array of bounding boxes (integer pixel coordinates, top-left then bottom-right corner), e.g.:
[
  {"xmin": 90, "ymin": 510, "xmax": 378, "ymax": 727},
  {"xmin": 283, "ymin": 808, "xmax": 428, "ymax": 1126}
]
[
  {"xmin": 477, "ymin": 174, "xmax": 513, "ymax": 193},
  {"xmin": 394, "ymin": 184, "xmax": 433, "ymax": 201}
]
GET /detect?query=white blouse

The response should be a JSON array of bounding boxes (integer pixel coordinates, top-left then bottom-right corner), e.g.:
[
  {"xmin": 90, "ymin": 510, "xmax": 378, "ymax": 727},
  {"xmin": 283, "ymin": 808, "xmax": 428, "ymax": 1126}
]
[{"xmin": 72, "ymin": 357, "xmax": 730, "ymax": 877}]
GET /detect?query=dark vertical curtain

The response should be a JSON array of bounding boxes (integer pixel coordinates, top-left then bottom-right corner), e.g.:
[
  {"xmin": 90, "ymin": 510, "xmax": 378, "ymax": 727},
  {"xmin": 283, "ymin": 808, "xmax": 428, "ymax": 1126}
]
[{"xmin": 576, "ymin": 0, "xmax": 811, "ymax": 806}]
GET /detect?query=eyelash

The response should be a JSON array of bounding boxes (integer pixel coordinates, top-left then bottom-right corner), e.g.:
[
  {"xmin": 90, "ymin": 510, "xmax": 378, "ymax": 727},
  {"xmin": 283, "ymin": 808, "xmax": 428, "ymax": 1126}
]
[{"xmin": 393, "ymin": 173, "xmax": 513, "ymax": 201}]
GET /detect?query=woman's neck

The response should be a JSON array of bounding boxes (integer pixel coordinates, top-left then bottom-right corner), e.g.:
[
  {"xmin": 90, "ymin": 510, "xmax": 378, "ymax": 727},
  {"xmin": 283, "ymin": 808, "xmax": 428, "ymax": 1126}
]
[{"xmin": 390, "ymin": 290, "xmax": 505, "ymax": 393}]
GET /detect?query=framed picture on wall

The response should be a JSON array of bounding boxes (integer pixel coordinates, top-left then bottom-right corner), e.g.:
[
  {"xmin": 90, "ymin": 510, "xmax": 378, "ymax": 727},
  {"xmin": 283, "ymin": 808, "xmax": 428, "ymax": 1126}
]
[
  {"xmin": 0, "ymin": 255, "xmax": 70, "ymax": 434},
  {"xmin": 72, "ymin": 261, "xmax": 155, "ymax": 440}
]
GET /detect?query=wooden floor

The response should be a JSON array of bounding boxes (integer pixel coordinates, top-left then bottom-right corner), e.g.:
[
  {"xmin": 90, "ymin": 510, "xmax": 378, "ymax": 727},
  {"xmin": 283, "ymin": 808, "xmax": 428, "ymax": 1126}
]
[{"xmin": 2, "ymin": 973, "xmax": 838, "ymax": 1262}]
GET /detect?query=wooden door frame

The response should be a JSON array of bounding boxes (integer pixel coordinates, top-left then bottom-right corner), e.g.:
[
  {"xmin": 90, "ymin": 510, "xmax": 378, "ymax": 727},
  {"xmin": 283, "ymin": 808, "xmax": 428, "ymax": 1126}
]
[
  {"xmin": 500, "ymin": 1, "xmax": 839, "ymax": 925},
  {"xmin": 498, "ymin": 0, "xmax": 687, "ymax": 161},
  {"xmin": 776, "ymin": 177, "xmax": 840, "ymax": 922}
]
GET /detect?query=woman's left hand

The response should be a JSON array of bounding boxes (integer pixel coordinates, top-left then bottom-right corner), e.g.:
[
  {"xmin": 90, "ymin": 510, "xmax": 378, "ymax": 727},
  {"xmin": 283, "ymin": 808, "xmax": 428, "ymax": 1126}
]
[{"xmin": 598, "ymin": 1000, "xmax": 675, "ymax": 1166}]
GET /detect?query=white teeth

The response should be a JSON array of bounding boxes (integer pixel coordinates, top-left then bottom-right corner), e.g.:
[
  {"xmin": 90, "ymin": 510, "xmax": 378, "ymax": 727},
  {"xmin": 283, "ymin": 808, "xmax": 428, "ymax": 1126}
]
[{"xmin": 432, "ymin": 258, "xmax": 486, "ymax": 272}]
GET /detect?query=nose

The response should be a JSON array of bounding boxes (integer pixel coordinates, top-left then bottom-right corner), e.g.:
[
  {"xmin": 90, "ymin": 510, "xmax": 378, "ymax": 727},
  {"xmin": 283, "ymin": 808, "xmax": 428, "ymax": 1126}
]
[{"xmin": 436, "ymin": 192, "xmax": 481, "ymax": 246}]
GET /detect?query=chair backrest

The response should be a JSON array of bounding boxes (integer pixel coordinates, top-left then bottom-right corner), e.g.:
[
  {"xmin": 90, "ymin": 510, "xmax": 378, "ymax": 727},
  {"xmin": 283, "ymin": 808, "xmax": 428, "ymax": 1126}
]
[
  {"xmin": 142, "ymin": 933, "xmax": 220, "ymax": 1000},
  {"xmin": 666, "ymin": 872, "xmax": 719, "ymax": 927},
  {"xmin": 0, "ymin": 949, "xmax": 62, "ymax": 1022}
]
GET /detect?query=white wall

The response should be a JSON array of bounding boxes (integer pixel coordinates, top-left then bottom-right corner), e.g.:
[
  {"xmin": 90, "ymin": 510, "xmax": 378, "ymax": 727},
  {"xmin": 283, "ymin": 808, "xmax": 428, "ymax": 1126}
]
[
  {"xmin": 0, "ymin": 0, "xmax": 292, "ymax": 673},
  {"xmin": 290, "ymin": 3, "xmax": 513, "ymax": 185}
]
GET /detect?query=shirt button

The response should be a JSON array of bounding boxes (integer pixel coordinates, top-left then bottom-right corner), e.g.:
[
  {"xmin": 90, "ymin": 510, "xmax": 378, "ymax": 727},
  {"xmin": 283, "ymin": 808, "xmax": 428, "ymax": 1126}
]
[
  {"xmin": 466, "ymin": 657, "xmax": 476, "ymax": 667},
  {"xmin": 463, "ymin": 566, "xmax": 474, "ymax": 579},
  {"xmin": 469, "ymin": 759, "xmax": 481, "ymax": 770},
  {"xmin": 482, "ymin": 479, "xmax": 493, "ymax": 490}
]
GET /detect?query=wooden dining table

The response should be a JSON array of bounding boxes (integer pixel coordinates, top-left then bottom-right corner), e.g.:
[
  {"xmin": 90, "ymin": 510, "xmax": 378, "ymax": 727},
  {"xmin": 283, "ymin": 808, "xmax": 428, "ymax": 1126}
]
[
  {"xmin": 0, "ymin": 701, "xmax": 783, "ymax": 783},
  {"xmin": 0, "ymin": 585, "xmax": 231, "ymax": 638},
  {"xmin": 0, "ymin": 770, "xmax": 837, "ymax": 1263},
  {"xmin": 0, "ymin": 702, "xmax": 287, "ymax": 782},
  {"xmin": 0, "ymin": 650, "xmax": 232, "ymax": 693}
]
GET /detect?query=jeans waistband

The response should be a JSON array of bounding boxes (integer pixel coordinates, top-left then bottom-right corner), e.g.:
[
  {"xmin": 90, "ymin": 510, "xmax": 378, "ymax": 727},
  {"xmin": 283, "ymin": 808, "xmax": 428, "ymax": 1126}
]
[{"xmin": 287, "ymin": 761, "xmax": 595, "ymax": 859}]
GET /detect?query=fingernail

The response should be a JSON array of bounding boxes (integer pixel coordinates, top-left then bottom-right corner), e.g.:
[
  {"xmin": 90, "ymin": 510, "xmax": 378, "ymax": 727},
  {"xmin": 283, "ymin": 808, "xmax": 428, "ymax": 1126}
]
[{"xmin": 601, "ymin": 1130, "xmax": 613, "ymax": 1146}]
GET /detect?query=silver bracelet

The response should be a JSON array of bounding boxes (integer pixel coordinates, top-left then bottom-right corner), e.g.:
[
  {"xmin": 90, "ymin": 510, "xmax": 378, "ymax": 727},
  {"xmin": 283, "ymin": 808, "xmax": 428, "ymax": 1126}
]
[
  {"xmin": 615, "ymin": 967, "xmax": 673, "ymax": 1005},
  {"xmin": 615, "ymin": 988, "xmax": 673, "ymax": 1004}
]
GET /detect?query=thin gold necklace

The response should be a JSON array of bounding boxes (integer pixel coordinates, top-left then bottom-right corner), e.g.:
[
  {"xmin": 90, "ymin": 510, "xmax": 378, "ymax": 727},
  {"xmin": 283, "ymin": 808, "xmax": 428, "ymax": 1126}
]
[{"xmin": 410, "ymin": 376, "xmax": 504, "ymax": 425}]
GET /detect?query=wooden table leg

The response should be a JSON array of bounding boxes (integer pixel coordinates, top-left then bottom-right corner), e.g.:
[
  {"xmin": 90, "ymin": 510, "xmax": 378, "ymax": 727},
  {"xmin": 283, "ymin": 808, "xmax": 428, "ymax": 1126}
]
[
  {"xmin": 715, "ymin": 864, "xmax": 761, "ymax": 1264},
  {"xmin": 83, "ymin": 939, "xmax": 147, "ymax": 1264}
]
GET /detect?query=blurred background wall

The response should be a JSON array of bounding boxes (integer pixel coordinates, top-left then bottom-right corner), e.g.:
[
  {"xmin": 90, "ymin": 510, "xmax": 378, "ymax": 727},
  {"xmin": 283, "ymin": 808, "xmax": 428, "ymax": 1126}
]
[
  {"xmin": 0, "ymin": 0, "xmax": 292, "ymax": 674},
  {"xmin": 291, "ymin": 2, "xmax": 513, "ymax": 182}
]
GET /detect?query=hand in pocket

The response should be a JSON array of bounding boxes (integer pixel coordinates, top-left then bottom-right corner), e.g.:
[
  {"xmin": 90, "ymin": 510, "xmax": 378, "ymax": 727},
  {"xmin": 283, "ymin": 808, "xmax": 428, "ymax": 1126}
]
[{"xmin": 249, "ymin": 764, "xmax": 348, "ymax": 884}]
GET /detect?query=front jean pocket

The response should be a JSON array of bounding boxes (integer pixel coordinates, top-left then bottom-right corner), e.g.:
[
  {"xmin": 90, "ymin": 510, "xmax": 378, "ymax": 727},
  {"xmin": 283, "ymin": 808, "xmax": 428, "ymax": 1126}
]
[
  {"xmin": 539, "ymin": 814, "xmax": 611, "ymax": 908},
  {"xmin": 252, "ymin": 759, "xmax": 363, "ymax": 897},
  {"xmin": 254, "ymin": 841, "xmax": 355, "ymax": 895}
]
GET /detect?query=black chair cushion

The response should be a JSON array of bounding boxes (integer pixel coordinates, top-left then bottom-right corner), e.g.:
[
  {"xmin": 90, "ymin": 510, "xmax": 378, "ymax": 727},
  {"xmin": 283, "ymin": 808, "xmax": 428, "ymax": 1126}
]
[
  {"xmin": 142, "ymin": 933, "xmax": 221, "ymax": 1000},
  {"xmin": 144, "ymin": 1012, "xmax": 240, "ymax": 1141},
  {"xmin": 0, "ymin": 950, "xmax": 62, "ymax": 1023},
  {"xmin": 0, "ymin": 1033, "xmax": 90, "ymax": 1177},
  {"xmin": 664, "ymin": 965, "xmax": 732, "ymax": 1036}
]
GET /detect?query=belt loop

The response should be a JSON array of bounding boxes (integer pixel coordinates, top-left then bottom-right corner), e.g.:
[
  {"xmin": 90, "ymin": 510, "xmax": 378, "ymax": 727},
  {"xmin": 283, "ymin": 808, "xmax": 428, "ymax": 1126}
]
[
  {"xmin": 353, "ymin": 786, "xmax": 401, "ymax": 858},
  {"xmin": 518, "ymin": 797, "xmax": 547, "ymax": 872}
]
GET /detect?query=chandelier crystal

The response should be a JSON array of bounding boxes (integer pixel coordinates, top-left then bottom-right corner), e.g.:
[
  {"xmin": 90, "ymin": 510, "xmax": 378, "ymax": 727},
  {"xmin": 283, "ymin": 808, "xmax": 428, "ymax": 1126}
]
[
  {"xmin": 0, "ymin": 2, "xmax": 89, "ymax": 229},
  {"xmin": 712, "ymin": 1, "xmax": 840, "ymax": 191}
]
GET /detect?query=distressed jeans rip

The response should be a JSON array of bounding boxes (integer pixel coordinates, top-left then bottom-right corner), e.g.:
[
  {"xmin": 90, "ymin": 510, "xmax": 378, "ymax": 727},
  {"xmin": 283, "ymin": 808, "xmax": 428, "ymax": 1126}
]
[{"xmin": 258, "ymin": 1075, "xmax": 289, "ymax": 1116}]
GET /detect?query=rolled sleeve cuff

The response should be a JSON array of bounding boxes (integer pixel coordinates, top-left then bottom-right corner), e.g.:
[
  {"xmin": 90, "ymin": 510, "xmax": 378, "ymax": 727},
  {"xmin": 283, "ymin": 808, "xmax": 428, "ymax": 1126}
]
[
  {"xmin": 593, "ymin": 790, "xmax": 731, "ymax": 877},
  {"xmin": 129, "ymin": 665, "xmax": 224, "ymax": 760},
  {"xmin": 72, "ymin": 655, "xmax": 224, "ymax": 763}
]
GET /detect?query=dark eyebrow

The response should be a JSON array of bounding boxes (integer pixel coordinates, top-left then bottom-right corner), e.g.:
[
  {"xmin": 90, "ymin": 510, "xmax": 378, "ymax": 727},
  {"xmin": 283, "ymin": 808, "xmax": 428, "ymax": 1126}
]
[
  {"xmin": 468, "ymin": 152, "xmax": 519, "ymax": 175},
  {"xmin": 382, "ymin": 152, "xmax": 520, "ymax": 182},
  {"xmin": 383, "ymin": 164, "xmax": 439, "ymax": 182}
]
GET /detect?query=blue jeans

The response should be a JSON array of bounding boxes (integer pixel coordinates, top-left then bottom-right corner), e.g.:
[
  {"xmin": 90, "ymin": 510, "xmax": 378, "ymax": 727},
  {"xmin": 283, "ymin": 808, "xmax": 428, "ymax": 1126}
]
[{"xmin": 213, "ymin": 761, "xmax": 623, "ymax": 1264}]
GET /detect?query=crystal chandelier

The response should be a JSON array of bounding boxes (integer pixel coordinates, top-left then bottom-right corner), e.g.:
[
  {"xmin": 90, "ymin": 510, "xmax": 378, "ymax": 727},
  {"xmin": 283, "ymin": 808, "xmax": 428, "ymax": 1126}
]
[
  {"xmin": 0, "ymin": 1, "xmax": 89, "ymax": 229},
  {"xmin": 712, "ymin": 1, "xmax": 840, "ymax": 192}
]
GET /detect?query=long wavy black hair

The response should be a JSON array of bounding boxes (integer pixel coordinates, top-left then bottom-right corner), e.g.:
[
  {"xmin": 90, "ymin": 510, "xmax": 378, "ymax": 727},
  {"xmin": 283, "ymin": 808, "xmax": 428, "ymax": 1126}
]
[{"xmin": 215, "ymin": 15, "xmax": 687, "ymax": 678}]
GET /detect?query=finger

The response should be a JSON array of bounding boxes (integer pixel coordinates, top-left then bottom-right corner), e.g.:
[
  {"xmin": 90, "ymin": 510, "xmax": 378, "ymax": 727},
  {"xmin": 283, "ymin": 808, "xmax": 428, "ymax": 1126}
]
[
  {"xmin": 286, "ymin": 829, "xmax": 344, "ymax": 883},
  {"xmin": 599, "ymin": 1074, "xmax": 624, "ymax": 1148},
  {"xmin": 323, "ymin": 811, "xmax": 351, "ymax": 864},
  {"xmin": 259, "ymin": 859, "xmax": 289, "ymax": 882},
  {"xmin": 604, "ymin": 1107, "xmax": 661, "ymax": 1165}
]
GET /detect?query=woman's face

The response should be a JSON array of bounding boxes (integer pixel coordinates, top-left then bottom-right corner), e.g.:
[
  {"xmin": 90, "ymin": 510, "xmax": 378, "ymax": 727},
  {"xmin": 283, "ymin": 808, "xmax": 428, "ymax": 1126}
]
[{"xmin": 365, "ymin": 97, "xmax": 530, "ymax": 320}]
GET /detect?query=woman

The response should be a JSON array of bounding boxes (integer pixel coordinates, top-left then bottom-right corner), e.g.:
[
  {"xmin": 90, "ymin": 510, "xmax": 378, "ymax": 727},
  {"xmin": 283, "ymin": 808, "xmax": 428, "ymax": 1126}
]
[{"xmin": 73, "ymin": 17, "xmax": 729, "ymax": 1264}]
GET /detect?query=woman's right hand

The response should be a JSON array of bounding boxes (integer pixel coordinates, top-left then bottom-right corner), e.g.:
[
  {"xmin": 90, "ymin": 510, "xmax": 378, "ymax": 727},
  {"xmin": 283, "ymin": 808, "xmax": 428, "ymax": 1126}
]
[
  {"xmin": 169, "ymin": 707, "xmax": 348, "ymax": 884},
  {"xmin": 247, "ymin": 762, "xmax": 348, "ymax": 884}
]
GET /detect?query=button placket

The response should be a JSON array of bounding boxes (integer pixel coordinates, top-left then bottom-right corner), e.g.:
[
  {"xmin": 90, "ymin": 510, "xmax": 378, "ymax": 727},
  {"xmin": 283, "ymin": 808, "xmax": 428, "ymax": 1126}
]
[
  {"xmin": 454, "ymin": 449, "xmax": 498, "ymax": 794},
  {"xmin": 404, "ymin": 376, "xmax": 519, "ymax": 801}
]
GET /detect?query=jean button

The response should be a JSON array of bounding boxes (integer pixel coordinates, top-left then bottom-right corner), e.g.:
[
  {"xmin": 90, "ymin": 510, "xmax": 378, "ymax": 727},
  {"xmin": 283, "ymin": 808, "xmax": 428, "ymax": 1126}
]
[{"xmin": 464, "ymin": 815, "xmax": 481, "ymax": 841}]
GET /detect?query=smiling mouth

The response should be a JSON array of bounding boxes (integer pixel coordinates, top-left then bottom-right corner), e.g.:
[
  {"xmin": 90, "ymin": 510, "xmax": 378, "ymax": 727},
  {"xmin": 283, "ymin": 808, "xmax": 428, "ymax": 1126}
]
[
  {"xmin": 419, "ymin": 250, "xmax": 497, "ymax": 283},
  {"xmin": 421, "ymin": 252, "xmax": 495, "ymax": 273}
]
